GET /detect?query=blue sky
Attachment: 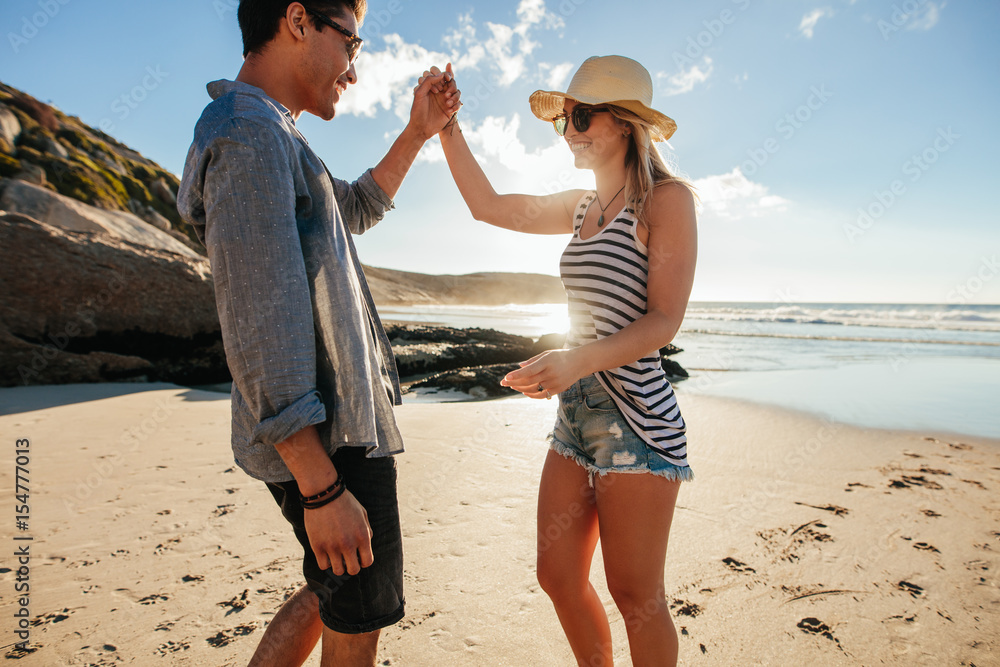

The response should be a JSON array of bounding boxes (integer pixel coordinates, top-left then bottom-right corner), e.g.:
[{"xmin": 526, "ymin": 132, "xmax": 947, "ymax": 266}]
[{"xmin": 3, "ymin": 0, "xmax": 998, "ymax": 303}]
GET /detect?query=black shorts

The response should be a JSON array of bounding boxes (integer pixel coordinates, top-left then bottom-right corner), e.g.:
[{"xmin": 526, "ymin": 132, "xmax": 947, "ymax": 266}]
[{"xmin": 266, "ymin": 446, "xmax": 404, "ymax": 634}]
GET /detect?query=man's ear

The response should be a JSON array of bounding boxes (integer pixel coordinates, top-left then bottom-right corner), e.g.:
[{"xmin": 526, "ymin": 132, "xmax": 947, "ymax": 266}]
[{"xmin": 285, "ymin": 2, "xmax": 308, "ymax": 41}]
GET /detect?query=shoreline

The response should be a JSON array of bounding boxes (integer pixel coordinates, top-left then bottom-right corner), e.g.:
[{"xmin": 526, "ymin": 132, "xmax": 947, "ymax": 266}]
[{"xmin": 1, "ymin": 383, "xmax": 997, "ymax": 665}]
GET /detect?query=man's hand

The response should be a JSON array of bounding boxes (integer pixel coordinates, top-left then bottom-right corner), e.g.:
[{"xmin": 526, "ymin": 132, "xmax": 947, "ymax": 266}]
[
  {"xmin": 303, "ymin": 489, "xmax": 374, "ymax": 576},
  {"xmin": 409, "ymin": 63, "xmax": 461, "ymax": 140},
  {"xmin": 274, "ymin": 426, "xmax": 374, "ymax": 576}
]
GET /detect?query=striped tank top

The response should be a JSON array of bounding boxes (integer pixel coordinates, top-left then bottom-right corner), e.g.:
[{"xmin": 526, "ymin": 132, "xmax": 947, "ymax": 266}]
[{"xmin": 560, "ymin": 191, "xmax": 689, "ymax": 466}]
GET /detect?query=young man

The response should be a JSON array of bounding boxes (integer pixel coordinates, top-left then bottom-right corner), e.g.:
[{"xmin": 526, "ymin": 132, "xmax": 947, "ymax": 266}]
[{"xmin": 177, "ymin": 2, "xmax": 459, "ymax": 665}]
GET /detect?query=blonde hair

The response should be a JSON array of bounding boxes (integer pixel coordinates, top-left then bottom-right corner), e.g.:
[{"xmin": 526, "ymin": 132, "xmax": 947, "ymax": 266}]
[{"xmin": 607, "ymin": 105, "xmax": 697, "ymax": 226}]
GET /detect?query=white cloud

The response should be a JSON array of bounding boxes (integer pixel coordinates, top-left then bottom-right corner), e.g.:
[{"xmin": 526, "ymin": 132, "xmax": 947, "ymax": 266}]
[
  {"xmin": 658, "ymin": 58, "xmax": 713, "ymax": 97},
  {"xmin": 338, "ymin": 35, "xmax": 448, "ymax": 121},
  {"xmin": 418, "ymin": 113, "xmax": 592, "ymax": 194},
  {"xmin": 342, "ymin": 1, "xmax": 569, "ymax": 121},
  {"xmin": 692, "ymin": 168, "xmax": 791, "ymax": 220},
  {"xmin": 538, "ymin": 62, "xmax": 574, "ymax": 90},
  {"xmin": 799, "ymin": 8, "xmax": 833, "ymax": 39},
  {"xmin": 443, "ymin": 0, "xmax": 565, "ymax": 88},
  {"xmin": 906, "ymin": 1, "xmax": 944, "ymax": 31}
]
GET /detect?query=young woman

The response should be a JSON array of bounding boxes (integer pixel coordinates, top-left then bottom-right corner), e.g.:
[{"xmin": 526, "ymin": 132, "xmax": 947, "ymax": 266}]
[{"xmin": 425, "ymin": 56, "xmax": 697, "ymax": 666}]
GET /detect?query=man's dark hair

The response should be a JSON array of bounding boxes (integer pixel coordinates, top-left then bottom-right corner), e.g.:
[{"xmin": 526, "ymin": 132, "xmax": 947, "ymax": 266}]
[{"xmin": 238, "ymin": 0, "xmax": 367, "ymax": 57}]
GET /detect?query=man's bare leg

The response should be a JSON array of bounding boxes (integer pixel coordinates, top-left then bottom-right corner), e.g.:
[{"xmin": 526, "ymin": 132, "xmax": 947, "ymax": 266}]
[
  {"xmin": 320, "ymin": 627, "xmax": 380, "ymax": 667},
  {"xmin": 248, "ymin": 585, "xmax": 323, "ymax": 667}
]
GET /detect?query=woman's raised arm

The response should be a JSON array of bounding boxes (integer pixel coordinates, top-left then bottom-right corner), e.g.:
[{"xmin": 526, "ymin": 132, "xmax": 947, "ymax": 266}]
[{"xmin": 426, "ymin": 65, "xmax": 583, "ymax": 236}]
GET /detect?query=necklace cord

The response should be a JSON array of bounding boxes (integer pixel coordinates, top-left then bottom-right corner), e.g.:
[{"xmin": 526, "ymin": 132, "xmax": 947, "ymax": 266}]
[{"xmin": 594, "ymin": 185, "xmax": 626, "ymax": 227}]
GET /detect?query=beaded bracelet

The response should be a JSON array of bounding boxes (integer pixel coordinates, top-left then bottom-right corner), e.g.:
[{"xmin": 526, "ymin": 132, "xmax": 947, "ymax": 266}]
[{"xmin": 302, "ymin": 483, "xmax": 348, "ymax": 510}]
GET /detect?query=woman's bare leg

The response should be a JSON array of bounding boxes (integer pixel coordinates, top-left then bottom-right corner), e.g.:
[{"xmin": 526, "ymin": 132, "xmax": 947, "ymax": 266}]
[
  {"xmin": 536, "ymin": 450, "xmax": 613, "ymax": 666},
  {"xmin": 595, "ymin": 473, "xmax": 681, "ymax": 667}
]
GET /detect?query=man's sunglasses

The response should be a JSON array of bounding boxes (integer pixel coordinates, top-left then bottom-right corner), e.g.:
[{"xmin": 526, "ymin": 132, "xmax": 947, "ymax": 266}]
[
  {"xmin": 305, "ymin": 8, "xmax": 364, "ymax": 64},
  {"xmin": 552, "ymin": 105, "xmax": 610, "ymax": 136}
]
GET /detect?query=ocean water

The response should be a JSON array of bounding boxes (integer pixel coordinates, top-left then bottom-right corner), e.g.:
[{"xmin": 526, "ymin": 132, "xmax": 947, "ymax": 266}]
[{"xmin": 383, "ymin": 302, "xmax": 1000, "ymax": 439}]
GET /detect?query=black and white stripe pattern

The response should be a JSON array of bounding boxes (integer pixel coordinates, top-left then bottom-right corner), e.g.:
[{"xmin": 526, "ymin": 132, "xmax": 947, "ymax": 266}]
[{"xmin": 560, "ymin": 192, "xmax": 688, "ymax": 466}]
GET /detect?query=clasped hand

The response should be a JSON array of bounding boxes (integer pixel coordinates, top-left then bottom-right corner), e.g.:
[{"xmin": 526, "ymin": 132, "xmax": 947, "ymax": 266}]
[{"xmin": 410, "ymin": 63, "xmax": 461, "ymax": 138}]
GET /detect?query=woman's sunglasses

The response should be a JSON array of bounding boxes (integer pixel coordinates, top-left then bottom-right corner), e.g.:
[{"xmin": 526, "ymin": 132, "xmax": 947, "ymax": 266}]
[
  {"xmin": 305, "ymin": 8, "xmax": 364, "ymax": 64},
  {"xmin": 552, "ymin": 105, "xmax": 610, "ymax": 136}
]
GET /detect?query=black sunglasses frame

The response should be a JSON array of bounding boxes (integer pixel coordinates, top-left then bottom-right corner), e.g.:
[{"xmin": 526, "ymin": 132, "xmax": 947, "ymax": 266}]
[
  {"xmin": 552, "ymin": 105, "xmax": 611, "ymax": 136},
  {"xmin": 305, "ymin": 7, "xmax": 364, "ymax": 63}
]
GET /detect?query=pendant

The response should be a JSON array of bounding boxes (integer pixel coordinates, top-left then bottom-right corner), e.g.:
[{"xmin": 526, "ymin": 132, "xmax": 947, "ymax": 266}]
[{"xmin": 597, "ymin": 214, "xmax": 605, "ymax": 227}]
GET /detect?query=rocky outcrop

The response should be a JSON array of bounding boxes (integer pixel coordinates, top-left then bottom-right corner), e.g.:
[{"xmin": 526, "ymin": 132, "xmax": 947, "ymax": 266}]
[
  {"xmin": 0, "ymin": 212, "xmax": 225, "ymax": 387},
  {"xmin": 0, "ymin": 105, "xmax": 20, "ymax": 148},
  {"xmin": 390, "ymin": 324, "xmax": 689, "ymax": 400},
  {"xmin": 408, "ymin": 363, "xmax": 522, "ymax": 399},
  {"xmin": 1, "ymin": 179, "xmax": 201, "ymax": 259},
  {"xmin": 0, "ymin": 82, "xmax": 201, "ymax": 250},
  {"xmin": 386, "ymin": 324, "xmax": 537, "ymax": 376}
]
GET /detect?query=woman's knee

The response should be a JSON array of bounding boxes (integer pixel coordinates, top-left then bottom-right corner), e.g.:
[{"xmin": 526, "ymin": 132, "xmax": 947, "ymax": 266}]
[
  {"xmin": 605, "ymin": 575, "xmax": 666, "ymax": 618},
  {"xmin": 536, "ymin": 552, "xmax": 585, "ymax": 601}
]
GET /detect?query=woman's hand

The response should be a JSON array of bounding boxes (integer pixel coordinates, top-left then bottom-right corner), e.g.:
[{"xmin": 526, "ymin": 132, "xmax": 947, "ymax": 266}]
[
  {"xmin": 411, "ymin": 63, "xmax": 461, "ymax": 138},
  {"xmin": 500, "ymin": 348, "xmax": 589, "ymax": 399}
]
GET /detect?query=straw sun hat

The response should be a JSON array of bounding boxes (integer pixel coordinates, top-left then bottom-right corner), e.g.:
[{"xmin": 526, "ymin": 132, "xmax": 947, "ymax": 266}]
[{"xmin": 529, "ymin": 55, "xmax": 677, "ymax": 142}]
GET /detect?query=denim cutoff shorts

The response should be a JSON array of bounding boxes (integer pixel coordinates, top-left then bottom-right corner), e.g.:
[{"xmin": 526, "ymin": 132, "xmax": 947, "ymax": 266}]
[{"xmin": 549, "ymin": 375, "xmax": 693, "ymax": 484}]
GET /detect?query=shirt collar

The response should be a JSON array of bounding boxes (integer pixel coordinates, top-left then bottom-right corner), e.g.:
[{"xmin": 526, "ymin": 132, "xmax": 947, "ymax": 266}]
[{"xmin": 207, "ymin": 79, "xmax": 295, "ymax": 123}]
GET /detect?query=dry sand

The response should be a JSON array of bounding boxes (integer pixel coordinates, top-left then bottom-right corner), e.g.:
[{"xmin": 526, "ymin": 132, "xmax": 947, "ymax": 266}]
[{"xmin": 0, "ymin": 383, "xmax": 997, "ymax": 666}]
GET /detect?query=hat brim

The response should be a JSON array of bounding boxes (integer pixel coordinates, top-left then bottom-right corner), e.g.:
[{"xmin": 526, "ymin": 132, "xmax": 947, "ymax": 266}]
[{"xmin": 529, "ymin": 90, "xmax": 677, "ymax": 142}]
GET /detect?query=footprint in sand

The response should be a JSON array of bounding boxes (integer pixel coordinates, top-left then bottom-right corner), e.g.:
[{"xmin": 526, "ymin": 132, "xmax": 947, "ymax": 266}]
[
  {"xmin": 206, "ymin": 622, "xmax": 258, "ymax": 647},
  {"xmin": 213, "ymin": 504, "xmax": 236, "ymax": 517},
  {"xmin": 888, "ymin": 475, "xmax": 944, "ymax": 490},
  {"xmin": 722, "ymin": 557, "xmax": 756, "ymax": 573},
  {"xmin": 217, "ymin": 590, "xmax": 251, "ymax": 614},
  {"xmin": 139, "ymin": 593, "xmax": 170, "ymax": 605},
  {"xmin": 31, "ymin": 609, "xmax": 73, "ymax": 627},
  {"xmin": 796, "ymin": 617, "xmax": 839, "ymax": 644},
  {"xmin": 913, "ymin": 542, "xmax": 941, "ymax": 553},
  {"xmin": 670, "ymin": 599, "xmax": 703, "ymax": 617},
  {"xmin": 896, "ymin": 580, "xmax": 924, "ymax": 597},
  {"xmin": 156, "ymin": 640, "xmax": 190, "ymax": 655}
]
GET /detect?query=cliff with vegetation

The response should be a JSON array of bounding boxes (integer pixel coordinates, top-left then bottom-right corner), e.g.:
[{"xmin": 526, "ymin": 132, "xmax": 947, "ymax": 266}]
[{"xmin": 0, "ymin": 80, "xmax": 577, "ymax": 389}]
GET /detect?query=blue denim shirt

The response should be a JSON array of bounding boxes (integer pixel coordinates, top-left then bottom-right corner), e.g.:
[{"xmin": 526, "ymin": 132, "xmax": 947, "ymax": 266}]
[{"xmin": 178, "ymin": 79, "xmax": 404, "ymax": 483}]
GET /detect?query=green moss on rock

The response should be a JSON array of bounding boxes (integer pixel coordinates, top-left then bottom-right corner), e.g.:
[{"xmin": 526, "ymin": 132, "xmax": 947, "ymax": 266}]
[
  {"xmin": 0, "ymin": 154, "xmax": 22, "ymax": 178},
  {"xmin": 9, "ymin": 107, "xmax": 38, "ymax": 135}
]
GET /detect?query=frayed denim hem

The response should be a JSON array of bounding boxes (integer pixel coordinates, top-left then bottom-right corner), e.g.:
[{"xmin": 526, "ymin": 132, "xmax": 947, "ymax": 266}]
[
  {"xmin": 591, "ymin": 465, "xmax": 695, "ymax": 483},
  {"xmin": 548, "ymin": 439, "xmax": 694, "ymax": 487},
  {"xmin": 549, "ymin": 438, "xmax": 593, "ymax": 472}
]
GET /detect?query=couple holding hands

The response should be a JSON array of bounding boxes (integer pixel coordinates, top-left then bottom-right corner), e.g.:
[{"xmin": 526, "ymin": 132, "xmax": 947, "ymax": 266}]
[{"xmin": 178, "ymin": 1, "xmax": 696, "ymax": 665}]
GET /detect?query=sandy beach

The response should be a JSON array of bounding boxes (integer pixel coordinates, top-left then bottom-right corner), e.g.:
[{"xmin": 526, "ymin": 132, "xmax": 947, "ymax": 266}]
[{"xmin": 1, "ymin": 383, "xmax": 998, "ymax": 666}]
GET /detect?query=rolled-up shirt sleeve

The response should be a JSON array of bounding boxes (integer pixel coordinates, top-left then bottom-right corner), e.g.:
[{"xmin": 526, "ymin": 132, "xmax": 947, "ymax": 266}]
[
  {"xmin": 201, "ymin": 117, "xmax": 326, "ymax": 448},
  {"xmin": 331, "ymin": 168, "xmax": 395, "ymax": 235}
]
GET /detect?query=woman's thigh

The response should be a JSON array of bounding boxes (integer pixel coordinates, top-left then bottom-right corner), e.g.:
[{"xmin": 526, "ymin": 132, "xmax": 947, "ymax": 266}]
[
  {"xmin": 536, "ymin": 449, "xmax": 599, "ymax": 582},
  {"xmin": 595, "ymin": 473, "xmax": 681, "ymax": 598}
]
